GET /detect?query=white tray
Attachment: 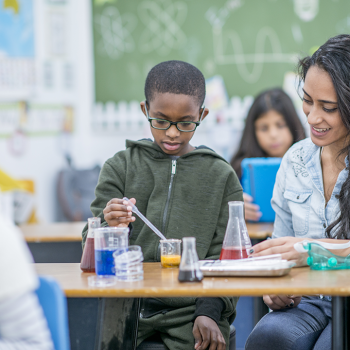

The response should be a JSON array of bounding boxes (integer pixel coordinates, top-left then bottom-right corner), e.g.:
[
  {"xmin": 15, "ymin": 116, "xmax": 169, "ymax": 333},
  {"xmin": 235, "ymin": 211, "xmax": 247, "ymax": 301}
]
[{"xmin": 199, "ymin": 258, "xmax": 295, "ymax": 277}]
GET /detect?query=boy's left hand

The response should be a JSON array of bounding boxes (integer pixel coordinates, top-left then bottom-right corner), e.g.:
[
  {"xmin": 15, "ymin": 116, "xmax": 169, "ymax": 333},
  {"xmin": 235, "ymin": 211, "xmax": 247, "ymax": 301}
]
[{"xmin": 193, "ymin": 316, "xmax": 226, "ymax": 350}]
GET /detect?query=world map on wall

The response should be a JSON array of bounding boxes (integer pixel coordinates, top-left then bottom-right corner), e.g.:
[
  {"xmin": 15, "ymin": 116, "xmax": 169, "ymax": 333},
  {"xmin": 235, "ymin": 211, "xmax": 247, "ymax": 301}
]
[{"xmin": 0, "ymin": 0, "xmax": 35, "ymax": 57}]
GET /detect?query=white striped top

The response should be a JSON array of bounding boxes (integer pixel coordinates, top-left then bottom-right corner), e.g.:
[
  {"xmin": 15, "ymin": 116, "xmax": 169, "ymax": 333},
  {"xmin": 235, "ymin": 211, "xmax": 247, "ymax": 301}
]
[
  {"xmin": 0, "ymin": 292, "xmax": 54, "ymax": 350},
  {"xmin": 0, "ymin": 216, "xmax": 54, "ymax": 350}
]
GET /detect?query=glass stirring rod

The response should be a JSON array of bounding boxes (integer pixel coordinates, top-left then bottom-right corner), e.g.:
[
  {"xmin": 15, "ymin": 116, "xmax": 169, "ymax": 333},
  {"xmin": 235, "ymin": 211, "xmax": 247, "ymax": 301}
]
[{"xmin": 123, "ymin": 197, "xmax": 167, "ymax": 241}]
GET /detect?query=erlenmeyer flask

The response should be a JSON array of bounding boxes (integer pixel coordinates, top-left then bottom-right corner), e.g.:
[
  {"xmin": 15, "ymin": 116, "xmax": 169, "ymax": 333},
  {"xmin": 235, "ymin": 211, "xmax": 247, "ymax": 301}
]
[
  {"xmin": 220, "ymin": 201, "xmax": 252, "ymax": 260},
  {"xmin": 80, "ymin": 217, "xmax": 101, "ymax": 272},
  {"xmin": 178, "ymin": 237, "xmax": 203, "ymax": 282}
]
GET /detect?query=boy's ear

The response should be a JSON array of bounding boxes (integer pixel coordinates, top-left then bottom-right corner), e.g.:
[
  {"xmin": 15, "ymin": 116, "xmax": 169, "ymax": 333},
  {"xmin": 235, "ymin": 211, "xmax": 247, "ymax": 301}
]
[
  {"xmin": 140, "ymin": 101, "xmax": 147, "ymax": 118},
  {"xmin": 200, "ymin": 107, "xmax": 209, "ymax": 122}
]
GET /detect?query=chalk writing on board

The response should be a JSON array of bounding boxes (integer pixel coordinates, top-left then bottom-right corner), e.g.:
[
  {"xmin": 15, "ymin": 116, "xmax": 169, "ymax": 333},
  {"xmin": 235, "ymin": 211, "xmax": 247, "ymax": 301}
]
[
  {"xmin": 206, "ymin": 3, "xmax": 298, "ymax": 84},
  {"xmin": 211, "ymin": 26, "xmax": 298, "ymax": 84},
  {"xmin": 293, "ymin": 0, "xmax": 319, "ymax": 22},
  {"xmin": 138, "ymin": 0, "xmax": 187, "ymax": 56},
  {"xmin": 205, "ymin": 0, "xmax": 243, "ymax": 28},
  {"xmin": 95, "ymin": 6, "xmax": 137, "ymax": 59}
]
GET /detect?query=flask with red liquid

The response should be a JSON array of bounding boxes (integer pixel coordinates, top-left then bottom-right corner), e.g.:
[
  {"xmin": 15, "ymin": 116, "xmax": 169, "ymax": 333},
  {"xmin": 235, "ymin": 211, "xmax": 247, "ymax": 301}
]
[
  {"xmin": 220, "ymin": 201, "xmax": 252, "ymax": 260},
  {"xmin": 80, "ymin": 217, "xmax": 101, "ymax": 272}
]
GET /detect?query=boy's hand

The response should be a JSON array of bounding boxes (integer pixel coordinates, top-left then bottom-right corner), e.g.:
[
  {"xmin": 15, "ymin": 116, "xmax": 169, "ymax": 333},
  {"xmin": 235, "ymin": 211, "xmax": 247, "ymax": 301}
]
[
  {"xmin": 193, "ymin": 316, "xmax": 226, "ymax": 350},
  {"xmin": 103, "ymin": 198, "xmax": 136, "ymax": 227},
  {"xmin": 243, "ymin": 193, "xmax": 262, "ymax": 221}
]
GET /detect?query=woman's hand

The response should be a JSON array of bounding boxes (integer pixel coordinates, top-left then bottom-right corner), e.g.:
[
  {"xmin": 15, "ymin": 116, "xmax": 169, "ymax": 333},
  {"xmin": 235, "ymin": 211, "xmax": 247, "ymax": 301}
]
[
  {"xmin": 103, "ymin": 198, "xmax": 136, "ymax": 227},
  {"xmin": 193, "ymin": 316, "xmax": 226, "ymax": 350},
  {"xmin": 243, "ymin": 193, "xmax": 262, "ymax": 221},
  {"xmin": 249, "ymin": 236, "xmax": 310, "ymax": 267},
  {"xmin": 263, "ymin": 295, "xmax": 302, "ymax": 310}
]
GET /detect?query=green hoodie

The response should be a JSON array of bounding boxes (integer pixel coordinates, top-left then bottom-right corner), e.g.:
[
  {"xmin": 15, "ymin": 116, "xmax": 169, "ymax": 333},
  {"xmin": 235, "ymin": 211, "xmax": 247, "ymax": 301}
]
[{"xmin": 82, "ymin": 139, "xmax": 243, "ymax": 322}]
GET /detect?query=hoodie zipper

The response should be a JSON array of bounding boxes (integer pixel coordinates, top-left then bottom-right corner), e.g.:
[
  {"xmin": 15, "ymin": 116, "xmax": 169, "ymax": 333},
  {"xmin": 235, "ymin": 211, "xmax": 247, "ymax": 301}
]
[{"xmin": 161, "ymin": 159, "xmax": 177, "ymax": 233}]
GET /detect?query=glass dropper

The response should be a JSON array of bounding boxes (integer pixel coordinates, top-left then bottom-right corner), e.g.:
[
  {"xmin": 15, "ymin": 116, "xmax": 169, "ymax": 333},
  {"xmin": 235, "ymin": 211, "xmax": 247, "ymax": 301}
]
[{"xmin": 123, "ymin": 197, "xmax": 167, "ymax": 241}]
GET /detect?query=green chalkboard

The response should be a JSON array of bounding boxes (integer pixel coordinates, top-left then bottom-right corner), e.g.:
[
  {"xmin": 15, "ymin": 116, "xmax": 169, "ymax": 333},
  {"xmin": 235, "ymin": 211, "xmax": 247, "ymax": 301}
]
[{"xmin": 92, "ymin": 0, "xmax": 350, "ymax": 103}]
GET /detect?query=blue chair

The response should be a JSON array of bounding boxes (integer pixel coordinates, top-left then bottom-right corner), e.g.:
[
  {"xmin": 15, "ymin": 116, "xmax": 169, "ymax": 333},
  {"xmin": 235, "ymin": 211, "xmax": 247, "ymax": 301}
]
[{"xmin": 35, "ymin": 276, "xmax": 70, "ymax": 350}]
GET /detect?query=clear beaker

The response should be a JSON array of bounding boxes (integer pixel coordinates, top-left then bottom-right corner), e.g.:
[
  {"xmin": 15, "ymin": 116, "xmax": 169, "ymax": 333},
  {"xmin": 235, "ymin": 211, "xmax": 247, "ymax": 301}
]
[
  {"xmin": 94, "ymin": 227, "xmax": 129, "ymax": 275},
  {"xmin": 160, "ymin": 239, "xmax": 182, "ymax": 268},
  {"xmin": 114, "ymin": 245, "xmax": 144, "ymax": 281},
  {"xmin": 220, "ymin": 201, "xmax": 252, "ymax": 260},
  {"xmin": 178, "ymin": 237, "xmax": 203, "ymax": 282},
  {"xmin": 80, "ymin": 217, "xmax": 101, "ymax": 272}
]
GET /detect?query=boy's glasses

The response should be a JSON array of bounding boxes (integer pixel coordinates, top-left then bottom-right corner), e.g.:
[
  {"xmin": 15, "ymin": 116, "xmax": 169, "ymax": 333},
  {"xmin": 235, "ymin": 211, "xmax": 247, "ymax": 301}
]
[{"xmin": 144, "ymin": 101, "xmax": 205, "ymax": 132}]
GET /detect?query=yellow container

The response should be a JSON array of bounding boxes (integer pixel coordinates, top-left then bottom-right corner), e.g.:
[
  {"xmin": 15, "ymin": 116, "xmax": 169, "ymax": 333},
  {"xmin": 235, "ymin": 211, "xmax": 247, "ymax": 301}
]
[
  {"xmin": 161, "ymin": 254, "xmax": 181, "ymax": 268},
  {"xmin": 160, "ymin": 239, "xmax": 182, "ymax": 268}
]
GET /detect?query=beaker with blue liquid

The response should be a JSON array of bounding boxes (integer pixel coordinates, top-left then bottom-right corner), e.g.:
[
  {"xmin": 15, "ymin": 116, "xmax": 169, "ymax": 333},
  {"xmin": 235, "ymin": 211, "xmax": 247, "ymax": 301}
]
[{"xmin": 94, "ymin": 227, "xmax": 129, "ymax": 275}]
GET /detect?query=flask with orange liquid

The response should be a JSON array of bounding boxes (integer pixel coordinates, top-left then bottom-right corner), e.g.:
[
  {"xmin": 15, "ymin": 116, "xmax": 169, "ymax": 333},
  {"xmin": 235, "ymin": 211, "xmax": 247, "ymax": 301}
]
[
  {"xmin": 220, "ymin": 201, "xmax": 252, "ymax": 260},
  {"xmin": 80, "ymin": 217, "xmax": 101, "ymax": 272}
]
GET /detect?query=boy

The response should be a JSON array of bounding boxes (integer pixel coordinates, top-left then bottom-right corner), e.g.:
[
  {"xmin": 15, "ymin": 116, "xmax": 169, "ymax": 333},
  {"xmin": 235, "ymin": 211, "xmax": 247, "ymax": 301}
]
[{"xmin": 82, "ymin": 61, "xmax": 243, "ymax": 350}]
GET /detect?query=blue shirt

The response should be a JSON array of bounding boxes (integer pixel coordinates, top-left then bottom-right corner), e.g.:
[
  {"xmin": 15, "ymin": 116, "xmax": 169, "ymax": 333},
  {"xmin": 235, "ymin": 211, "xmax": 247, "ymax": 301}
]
[{"xmin": 271, "ymin": 138, "xmax": 348, "ymax": 239}]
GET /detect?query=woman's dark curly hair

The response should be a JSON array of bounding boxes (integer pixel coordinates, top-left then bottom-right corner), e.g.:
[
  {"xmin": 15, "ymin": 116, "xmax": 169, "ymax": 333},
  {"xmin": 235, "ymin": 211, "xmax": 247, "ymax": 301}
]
[{"xmin": 298, "ymin": 34, "xmax": 350, "ymax": 239}]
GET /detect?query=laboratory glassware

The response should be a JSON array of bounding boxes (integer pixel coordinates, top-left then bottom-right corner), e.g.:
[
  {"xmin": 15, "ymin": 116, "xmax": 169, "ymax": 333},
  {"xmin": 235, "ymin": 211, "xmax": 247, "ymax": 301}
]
[{"xmin": 220, "ymin": 201, "xmax": 252, "ymax": 260}]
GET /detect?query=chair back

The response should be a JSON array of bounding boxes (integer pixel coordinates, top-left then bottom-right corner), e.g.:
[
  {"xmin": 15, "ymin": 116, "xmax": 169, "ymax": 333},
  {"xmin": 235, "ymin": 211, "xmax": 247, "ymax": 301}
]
[{"xmin": 35, "ymin": 276, "xmax": 70, "ymax": 350}]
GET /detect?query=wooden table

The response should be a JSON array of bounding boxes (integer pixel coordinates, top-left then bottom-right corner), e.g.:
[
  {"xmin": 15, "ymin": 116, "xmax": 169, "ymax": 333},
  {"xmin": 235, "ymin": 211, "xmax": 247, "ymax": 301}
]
[
  {"xmin": 22, "ymin": 221, "xmax": 273, "ymax": 346},
  {"xmin": 21, "ymin": 222, "xmax": 85, "ymax": 242},
  {"xmin": 20, "ymin": 222, "xmax": 85, "ymax": 263},
  {"xmin": 35, "ymin": 263, "xmax": 350, "ymax": 350}
]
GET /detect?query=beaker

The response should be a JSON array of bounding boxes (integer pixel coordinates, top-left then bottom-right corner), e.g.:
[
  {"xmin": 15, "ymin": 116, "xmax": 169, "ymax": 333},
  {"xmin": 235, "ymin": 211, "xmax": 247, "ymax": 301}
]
[
  {"xmin": 94, "ymin": 227, "xmax": 129, "ymax": 275},
  {"xmin": 160, "ymin": 239, "xmax": 182, "ymax": 268},
  {"xmin": 114, "ymin": 245, "xmax": 144, "ymax": 281},
  {"xmin": 178, "ymin": 237, "xmax": 203, "ymax": 282},
  {"xmin": 80, "ymin": 217, "xmax": 101, "ymax": 272},
  {"xmin": 220, "ymin": 201, "xmax": 252, "ymax": 260}
]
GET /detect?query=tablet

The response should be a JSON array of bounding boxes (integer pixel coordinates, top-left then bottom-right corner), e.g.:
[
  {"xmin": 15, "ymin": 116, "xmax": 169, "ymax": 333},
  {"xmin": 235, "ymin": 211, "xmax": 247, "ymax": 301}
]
[{"xmin": 241, "ymin": 158, "xmax": 282, "ymax": 222}]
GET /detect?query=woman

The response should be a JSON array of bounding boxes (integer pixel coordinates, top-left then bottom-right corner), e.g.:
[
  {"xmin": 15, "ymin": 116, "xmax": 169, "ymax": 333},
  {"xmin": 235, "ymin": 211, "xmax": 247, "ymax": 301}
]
[
  {"xmin": 245, "ymin": 34, "xmax": 350, "ymax": 350},
  {"xmin": 231, "ymin": 88, "xmax": 306, "ymax": 221}
]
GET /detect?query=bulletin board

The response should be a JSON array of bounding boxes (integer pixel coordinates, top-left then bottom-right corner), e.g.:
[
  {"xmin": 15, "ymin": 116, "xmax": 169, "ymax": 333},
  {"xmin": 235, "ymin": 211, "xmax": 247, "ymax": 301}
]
[{"xmin": 0, "ymin": 0, "xmax": 77, "ymax": 138}]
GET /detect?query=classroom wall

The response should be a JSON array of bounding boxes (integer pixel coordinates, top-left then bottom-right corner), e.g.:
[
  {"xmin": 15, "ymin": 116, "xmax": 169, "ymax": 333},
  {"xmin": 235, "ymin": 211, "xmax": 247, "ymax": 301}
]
[
  {"xmin": 0, "ymin": 0, "xmax": 245, "ymax": 223},
  {"xmin": 0, "ymin": 0, "xmax": 102, "ymax": 223},
  {"xmin": 0, "ymin": 0, "xmax": 318, "ymax": 223}
]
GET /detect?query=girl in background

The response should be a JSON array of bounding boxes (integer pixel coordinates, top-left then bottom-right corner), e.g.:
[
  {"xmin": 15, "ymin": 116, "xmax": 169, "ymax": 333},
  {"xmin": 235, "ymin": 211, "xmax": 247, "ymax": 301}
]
[{"xmin": 231, "ymin": 88, "xmax": 306, "ymax": 221}]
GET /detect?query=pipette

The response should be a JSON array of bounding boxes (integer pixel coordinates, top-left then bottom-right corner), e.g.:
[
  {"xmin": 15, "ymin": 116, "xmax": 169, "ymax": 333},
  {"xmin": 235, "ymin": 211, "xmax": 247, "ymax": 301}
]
[{"xmin": 123, "ymin": 197, "xmax": 167, "ymax": 241}]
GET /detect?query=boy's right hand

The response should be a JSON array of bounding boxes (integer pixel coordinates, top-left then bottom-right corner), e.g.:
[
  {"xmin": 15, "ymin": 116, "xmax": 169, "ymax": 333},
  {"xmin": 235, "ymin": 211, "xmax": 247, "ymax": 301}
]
[
  {"xmin": 243, "ymin": 193, "xmax": 262, "ymax": 221},
  {"xmin": 103, "ymin": 198, "xmax": 136, "ymax": 227}
]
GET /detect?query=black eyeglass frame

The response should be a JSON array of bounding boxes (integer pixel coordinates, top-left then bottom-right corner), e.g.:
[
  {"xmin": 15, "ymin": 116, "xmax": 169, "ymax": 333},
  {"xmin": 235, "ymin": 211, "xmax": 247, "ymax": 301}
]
[{"xmin": 144, "ymin": 100, "xmax": 205, "ymax": 132}]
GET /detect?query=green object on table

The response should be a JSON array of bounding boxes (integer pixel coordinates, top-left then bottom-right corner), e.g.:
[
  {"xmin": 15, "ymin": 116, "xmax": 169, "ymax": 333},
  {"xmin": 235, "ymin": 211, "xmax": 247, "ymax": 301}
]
[{"xmin": 305, "ymin": 242, "xmax": 350, "ymax": 270}]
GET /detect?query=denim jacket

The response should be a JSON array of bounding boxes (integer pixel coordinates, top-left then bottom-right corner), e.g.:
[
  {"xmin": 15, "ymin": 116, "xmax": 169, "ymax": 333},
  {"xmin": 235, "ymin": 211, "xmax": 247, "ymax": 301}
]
[{"xmin": 271, "ymin": 138, "xmax": 348, "ymax": 239}]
